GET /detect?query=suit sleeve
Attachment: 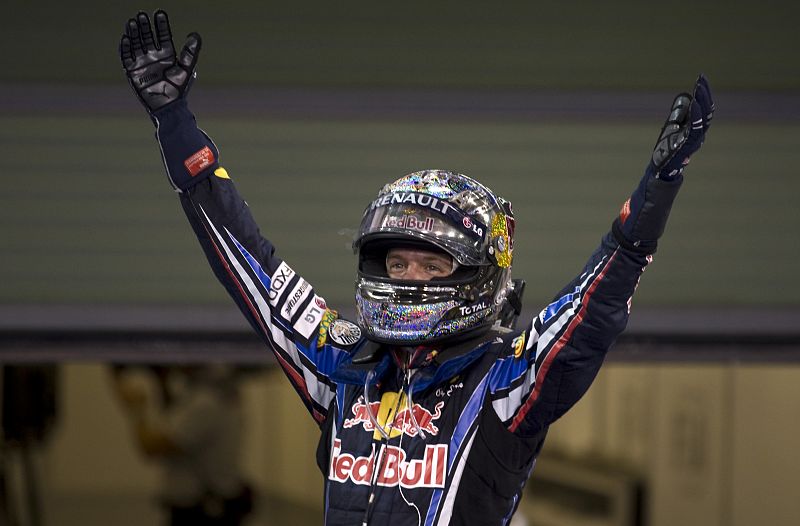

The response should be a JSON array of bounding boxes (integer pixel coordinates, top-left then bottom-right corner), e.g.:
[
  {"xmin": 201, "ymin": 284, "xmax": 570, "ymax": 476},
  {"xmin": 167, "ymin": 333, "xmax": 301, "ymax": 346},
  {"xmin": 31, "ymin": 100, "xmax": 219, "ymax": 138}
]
[
  {"xmin": 488, "ymin": 170, "xmax": 682, "ymax": 437},
  {"xmin": 178, "ymin": 170, "xmax": 346, "ymax": 426}
]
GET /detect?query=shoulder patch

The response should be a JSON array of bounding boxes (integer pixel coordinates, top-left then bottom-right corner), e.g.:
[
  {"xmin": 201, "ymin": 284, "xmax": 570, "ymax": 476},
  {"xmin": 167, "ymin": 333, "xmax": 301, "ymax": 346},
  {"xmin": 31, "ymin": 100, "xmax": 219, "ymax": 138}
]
[
  {"xmin": 512, "ymin": 333, "xmax": 526, "ymax": 359},
  {"xmin": 329, "ymin": 319, "xmax": 362, "ymax": 347},
  {"xmin": 316, "ymin": 309, "xmax": 339, "ymax": 349}
]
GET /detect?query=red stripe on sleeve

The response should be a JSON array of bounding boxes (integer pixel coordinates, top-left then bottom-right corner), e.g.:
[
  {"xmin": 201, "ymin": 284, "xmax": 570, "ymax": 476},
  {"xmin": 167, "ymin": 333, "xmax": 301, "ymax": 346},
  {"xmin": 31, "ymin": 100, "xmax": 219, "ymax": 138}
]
[
  {"xmin": 508, "ymin": 251, "xmax": 618, "ymax": 432},
  {"xmin": 199, "ymin": 215, "xmax": 323, "ymax": 423}
]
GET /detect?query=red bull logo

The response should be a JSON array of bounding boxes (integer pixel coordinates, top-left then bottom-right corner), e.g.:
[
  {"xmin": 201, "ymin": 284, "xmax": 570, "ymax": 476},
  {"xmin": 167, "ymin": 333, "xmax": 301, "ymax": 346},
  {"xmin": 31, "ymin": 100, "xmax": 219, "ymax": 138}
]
[
  {"xmin": 343, "ymin": 393, "xmax": 444, "ymax": 440},
  {"xmin": 329, "ymin": 439, "xmax": 447, "ymax": 488}
]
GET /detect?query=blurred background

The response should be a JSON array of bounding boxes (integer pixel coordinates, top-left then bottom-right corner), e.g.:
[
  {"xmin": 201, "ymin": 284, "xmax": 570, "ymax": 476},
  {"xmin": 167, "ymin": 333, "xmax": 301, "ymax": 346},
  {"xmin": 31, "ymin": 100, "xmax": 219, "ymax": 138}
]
[{"xmin": 1, "ymin": 1, "xmax": 798, "ymax": 525}]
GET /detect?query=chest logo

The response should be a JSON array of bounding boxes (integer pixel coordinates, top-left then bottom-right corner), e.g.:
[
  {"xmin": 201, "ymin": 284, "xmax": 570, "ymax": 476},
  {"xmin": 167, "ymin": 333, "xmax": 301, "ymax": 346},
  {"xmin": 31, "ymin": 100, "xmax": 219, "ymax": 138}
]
[
  {"xmin": 329, "ymin": 439, "xmax": 447, "ymax": 489},
  {"xmin": 344, "ymin": 392, "xmax": 444, "ymax": 440}
]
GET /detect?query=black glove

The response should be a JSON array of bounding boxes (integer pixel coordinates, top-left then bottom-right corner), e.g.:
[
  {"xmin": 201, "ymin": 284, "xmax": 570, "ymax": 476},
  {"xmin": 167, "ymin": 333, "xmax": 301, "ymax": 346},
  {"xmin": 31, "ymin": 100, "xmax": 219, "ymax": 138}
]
[
  {"xmin": 120, "ymin": 10, "xmax": 201, "ymax": 115},
  {"xmin": 649, "ymin": 75, "xmax": 715, "ymax": 180},
  {"xmin": 119, "ymin": 11, "xmax": 219, "ymax": 193},
  {"xmin": 613, "ymin": 76, "xmax": 715, "ymax": 253}
]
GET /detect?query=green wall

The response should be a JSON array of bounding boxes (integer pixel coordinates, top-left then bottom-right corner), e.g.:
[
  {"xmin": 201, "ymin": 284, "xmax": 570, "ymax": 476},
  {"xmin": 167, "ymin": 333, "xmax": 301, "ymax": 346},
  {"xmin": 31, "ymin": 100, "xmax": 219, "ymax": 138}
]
[
  {"xmin": 2, "ymin": 114, "xmax": 797, "ymax": 308},
  {"xmin": 1, "ymin": 1, "xmax": 797, "ymax": 310},
  {"xmin": 3, "ymin": 1, "xmax": 798, "ymax": 90}
]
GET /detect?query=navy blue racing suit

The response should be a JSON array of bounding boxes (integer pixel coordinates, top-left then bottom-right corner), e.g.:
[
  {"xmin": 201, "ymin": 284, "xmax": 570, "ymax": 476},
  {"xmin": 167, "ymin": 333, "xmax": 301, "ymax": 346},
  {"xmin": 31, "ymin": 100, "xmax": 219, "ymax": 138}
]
[
  {"xmin": 123, "ymin": 11, "xmax": 709, "ymax": 523},
  {"xmin": 174, "ymin": 157, "xmax": 674, "ymax": 524}
]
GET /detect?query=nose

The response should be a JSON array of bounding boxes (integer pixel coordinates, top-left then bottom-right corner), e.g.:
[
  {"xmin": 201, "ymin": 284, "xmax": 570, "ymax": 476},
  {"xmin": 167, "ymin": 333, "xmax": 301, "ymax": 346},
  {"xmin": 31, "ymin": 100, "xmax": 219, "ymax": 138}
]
[{"xmin": 403, "ymin": 264, "xmax": 429, "ymax": 281}]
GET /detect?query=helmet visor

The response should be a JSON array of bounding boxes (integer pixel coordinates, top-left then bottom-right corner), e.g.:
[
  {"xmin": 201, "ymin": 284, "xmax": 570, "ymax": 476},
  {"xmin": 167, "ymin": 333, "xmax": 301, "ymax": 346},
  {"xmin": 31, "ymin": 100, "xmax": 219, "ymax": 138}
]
[{"xmin": 356, "ymin": 193, "xmax": 488, "ymax": 266}]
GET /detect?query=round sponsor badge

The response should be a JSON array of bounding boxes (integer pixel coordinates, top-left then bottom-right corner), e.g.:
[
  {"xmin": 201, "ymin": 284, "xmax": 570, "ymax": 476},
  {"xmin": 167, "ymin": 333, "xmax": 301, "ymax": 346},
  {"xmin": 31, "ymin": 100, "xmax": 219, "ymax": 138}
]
[{"xmin": 329, "ymin": 319, "xmax": 362, "ymax": 346}]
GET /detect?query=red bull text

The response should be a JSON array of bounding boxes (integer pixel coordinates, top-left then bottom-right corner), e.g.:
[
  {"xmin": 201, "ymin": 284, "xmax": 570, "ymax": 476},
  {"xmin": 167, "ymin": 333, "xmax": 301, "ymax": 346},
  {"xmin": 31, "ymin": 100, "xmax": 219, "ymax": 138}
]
[{"xmin": 329, "ymin": 439, "xmax": 447, "ymax": 488}]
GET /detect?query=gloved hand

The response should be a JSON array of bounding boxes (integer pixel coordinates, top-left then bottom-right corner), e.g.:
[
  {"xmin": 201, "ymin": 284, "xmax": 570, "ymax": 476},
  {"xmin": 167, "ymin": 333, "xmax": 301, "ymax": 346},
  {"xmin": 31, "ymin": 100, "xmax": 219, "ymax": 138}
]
[
  {"xmin": 614, "ymin": 76, "xmax": 715, "ymax": 253},
  {"xmin": 648, "ymin": 75, "xmax": 715, "ymax": 180},
  {"xmin": 120, "ymin": 10, "xmax": 201, "ymax": 115},
  {"xmin": 119, "ymin": 11, "xmax": 219, "ymax": 192}
]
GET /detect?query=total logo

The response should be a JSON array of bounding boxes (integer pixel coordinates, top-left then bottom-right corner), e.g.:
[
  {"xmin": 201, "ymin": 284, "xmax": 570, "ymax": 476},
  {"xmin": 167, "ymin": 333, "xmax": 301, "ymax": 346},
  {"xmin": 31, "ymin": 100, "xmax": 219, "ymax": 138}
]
[
  {"xmin": 459, "ymin": 301, "xmax": 490, "ymax": 316},
  {"xmin": 462, "ymin": 216, "xmax": 484, "ymax": 237},
  {"xmin": 329, "ymin": 439, "xmax": 447, "ymax": 489}
]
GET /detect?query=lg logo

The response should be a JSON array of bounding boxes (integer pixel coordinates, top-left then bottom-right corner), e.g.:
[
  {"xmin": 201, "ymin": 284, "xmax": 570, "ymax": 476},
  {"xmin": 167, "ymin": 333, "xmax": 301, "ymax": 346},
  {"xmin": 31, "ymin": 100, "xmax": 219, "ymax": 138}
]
[{"xmin": 462, "ymin": 216, "xmax": 484, "ymax": 237}]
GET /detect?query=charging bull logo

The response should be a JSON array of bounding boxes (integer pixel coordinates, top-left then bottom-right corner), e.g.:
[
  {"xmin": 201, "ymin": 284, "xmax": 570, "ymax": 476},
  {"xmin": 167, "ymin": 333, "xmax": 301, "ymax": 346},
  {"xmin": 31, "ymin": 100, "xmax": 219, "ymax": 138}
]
[
  {"xmin": 343, "ymin": 392, "xmax": 444, "ymax": 440},
  {"xmin": 329, "ymin": 439, "xmax": 447, "ymax": 489}
]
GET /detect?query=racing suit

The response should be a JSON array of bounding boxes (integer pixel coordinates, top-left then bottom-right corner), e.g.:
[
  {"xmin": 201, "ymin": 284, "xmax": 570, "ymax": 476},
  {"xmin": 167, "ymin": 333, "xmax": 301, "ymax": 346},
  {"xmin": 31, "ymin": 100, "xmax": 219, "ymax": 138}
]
[
  {"xmin": 120, "ymin": 11, "xmax": 711, "ymax": 524},
  {"xmin": 172, "ymin": 136, "xmax": 674, "ymax": 525}
]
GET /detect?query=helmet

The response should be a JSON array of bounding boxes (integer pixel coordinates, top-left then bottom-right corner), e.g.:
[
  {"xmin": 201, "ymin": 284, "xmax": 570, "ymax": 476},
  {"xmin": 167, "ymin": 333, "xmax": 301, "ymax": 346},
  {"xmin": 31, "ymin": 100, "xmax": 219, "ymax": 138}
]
[{"xmin": 353, "ymin": 169, "xmax": 515, "ymax": 345}]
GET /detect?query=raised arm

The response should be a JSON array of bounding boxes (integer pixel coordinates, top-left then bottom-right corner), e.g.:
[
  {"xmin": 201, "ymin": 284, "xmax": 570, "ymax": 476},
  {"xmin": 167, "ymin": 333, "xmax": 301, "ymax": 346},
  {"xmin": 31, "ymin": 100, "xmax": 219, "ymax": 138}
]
[
  {"xmin": 119, "ymin": 11, "xmax": 348, "ymax": 425},
  {"xmin": 491, "ymin": 77, "xmax": 715, "ymax": 436}
]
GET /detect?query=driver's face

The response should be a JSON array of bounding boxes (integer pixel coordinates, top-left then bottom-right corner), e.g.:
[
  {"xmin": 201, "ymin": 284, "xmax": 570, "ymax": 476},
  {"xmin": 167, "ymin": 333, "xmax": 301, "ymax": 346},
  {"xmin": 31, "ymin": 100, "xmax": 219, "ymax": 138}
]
[{"xmin": 386, "ymin": 247, "xmax": 454, "ymax": 281}]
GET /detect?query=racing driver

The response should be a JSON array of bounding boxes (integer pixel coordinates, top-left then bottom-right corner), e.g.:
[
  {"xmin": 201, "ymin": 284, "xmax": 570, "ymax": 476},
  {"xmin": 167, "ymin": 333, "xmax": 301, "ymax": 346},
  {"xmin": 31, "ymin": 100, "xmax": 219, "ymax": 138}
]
[{"xmin": 120, "ymin": 10, "xmax": 714, "ymax": 526}]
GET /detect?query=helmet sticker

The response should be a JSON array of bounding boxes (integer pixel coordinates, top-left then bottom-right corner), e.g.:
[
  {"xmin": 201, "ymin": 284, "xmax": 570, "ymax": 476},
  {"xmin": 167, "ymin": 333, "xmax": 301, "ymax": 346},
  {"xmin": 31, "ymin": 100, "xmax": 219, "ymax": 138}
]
[
  {"xmin": 369, "ymin": 192, "xmax": 453, "ymax": 215},
  {"xmin": 329, "ymin": 319, "xmax": 362, "ymax": 347},
  {"xmin": 458, "ymin": 301, "xmax": 490, "ymax": 317},
  {"xmin": 462, "ymin": 216, "xmax": 484, "ymax": 237},
  {"xmin": 382, "ymin": 214, "xmax": 435, "ymax": 233},
  {"xmin": 368, "ymin": 192, "xmax": 485, "ymax": 242},
  {"xmin": 490, "ymin": 213, "xmax": 513, "ymax": 268}
]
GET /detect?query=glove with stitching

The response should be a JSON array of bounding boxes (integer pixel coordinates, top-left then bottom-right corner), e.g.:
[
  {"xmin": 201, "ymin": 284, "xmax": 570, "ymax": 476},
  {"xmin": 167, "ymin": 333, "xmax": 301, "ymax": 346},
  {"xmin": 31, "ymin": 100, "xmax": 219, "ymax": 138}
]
[
  {"xmin": 613, "ymin": 76, "xmax": 715, "ymax": 253},
  {"xmin": 649, "ymin": 75, "xmax": 715, "ymax": 180},
  {"xmin": 120, "ymin": 10, "xmax": 200, "ymax": 115},
  {"xmin": 120, "ymin": 11, "xmax": 219, "ymax": 193}
]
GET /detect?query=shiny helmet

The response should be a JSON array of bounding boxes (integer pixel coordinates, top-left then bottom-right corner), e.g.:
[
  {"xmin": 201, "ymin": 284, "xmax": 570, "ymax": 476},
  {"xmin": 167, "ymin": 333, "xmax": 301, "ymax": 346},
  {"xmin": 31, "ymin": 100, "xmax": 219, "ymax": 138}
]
[{"xmin": 353, "ymin": 169, "xmax": 516, "ymax": 345}]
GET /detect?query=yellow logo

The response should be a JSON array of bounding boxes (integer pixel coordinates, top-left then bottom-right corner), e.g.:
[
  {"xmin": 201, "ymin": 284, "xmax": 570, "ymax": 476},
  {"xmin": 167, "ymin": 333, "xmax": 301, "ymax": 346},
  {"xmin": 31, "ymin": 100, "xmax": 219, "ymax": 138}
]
[
  {"xmin": 214, "ymin": 167, "xmax": 230, "ymax": 179},
  {"xmin": 316, "ymin": 309, "xmax": 338, "ymax": 349},
  {"xmin": 374, "ymin": 391, "xmax": 407, "ymax": 440},
  {"xmin": 491, "ymin": 214, "xmax": 513, "ymax": 268},
  {"xmin": 512, "ymin": 334, "xmax": 526, "ymax": 359}
]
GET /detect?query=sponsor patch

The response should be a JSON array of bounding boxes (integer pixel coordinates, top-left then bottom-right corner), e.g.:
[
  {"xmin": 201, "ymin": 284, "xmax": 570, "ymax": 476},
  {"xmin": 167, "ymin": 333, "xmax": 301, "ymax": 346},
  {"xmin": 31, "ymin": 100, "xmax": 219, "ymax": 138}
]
[
  {"xmin": 512, "ymin": 334, "xmax": 526, "ymax": 359},
  {"xmin": 293, "ymin": 295, "xmax": 327, "ymax": 339},
  {"xmin": 282, "ymin": 279, "xmax": 311, "ymax": 320},
  {"xmin": 316, "ymin": 309, "xmax": 339, "ymax": 349},
  {"xmin": 267, "ymin": 262, "xmax": 295, "ymax": 306},
  {"xmin": 184, "ymin": 146, "xmax": 215, "ymax": 177},
  {"xmin": 329, "ymin": 319, "xmax": 361, "ymax": 347}
]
